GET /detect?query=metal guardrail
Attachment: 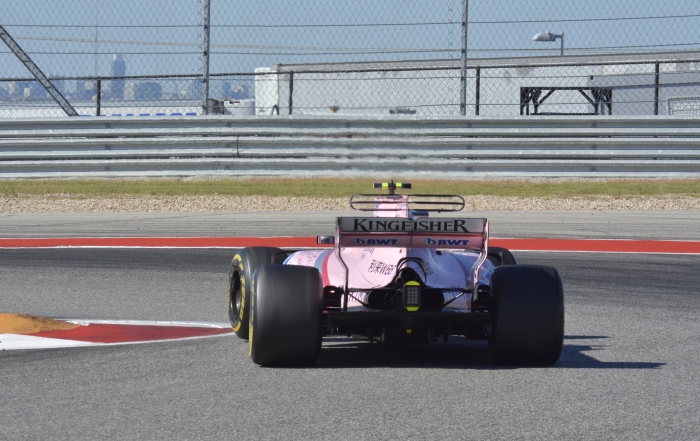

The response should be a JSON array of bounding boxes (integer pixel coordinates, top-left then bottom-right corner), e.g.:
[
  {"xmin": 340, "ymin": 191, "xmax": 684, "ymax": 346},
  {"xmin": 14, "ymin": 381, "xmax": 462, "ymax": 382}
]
[
  {"xmin": 3, "ymin": 115, "xmax": 700, "ymax": 130},
  {"xmin": 6, "ymin": 127, "xmax": 700, "ymax": 139},
  {"xmin": 1, "ymin": 116, "xmax": 700, "ymax": 178}
]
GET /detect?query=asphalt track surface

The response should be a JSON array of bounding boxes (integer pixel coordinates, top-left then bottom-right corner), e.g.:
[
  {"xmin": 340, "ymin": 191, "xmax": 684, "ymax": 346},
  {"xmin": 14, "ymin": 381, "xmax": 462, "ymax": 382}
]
[{"xmin": 1, "ymin": 212, "xmax": 699, "ymax": 440}]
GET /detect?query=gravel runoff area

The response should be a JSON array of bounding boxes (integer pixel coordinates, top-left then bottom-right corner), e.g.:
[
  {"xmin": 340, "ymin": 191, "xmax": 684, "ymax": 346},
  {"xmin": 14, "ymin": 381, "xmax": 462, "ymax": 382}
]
[{"xmin": 2, "ymin": 194, "xmax": 700, "ymax": 213}]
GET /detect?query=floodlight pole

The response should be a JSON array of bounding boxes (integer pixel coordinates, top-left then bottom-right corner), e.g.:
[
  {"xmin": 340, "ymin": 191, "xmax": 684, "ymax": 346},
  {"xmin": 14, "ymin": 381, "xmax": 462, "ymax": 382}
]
[
  {"xmin": 202, "ymin": 0, "xmax": 211, "ymax": 115},
  {"xmin": 559, "ymin": 32, "xmax": 564, "ymax": 56},
  {"xmin": 0, "ymin": 25, "xmax": 78, "ymax": 116},
  {"xmin": 460, "ymin": 0, "xmax": 468, "ymax": 116}
]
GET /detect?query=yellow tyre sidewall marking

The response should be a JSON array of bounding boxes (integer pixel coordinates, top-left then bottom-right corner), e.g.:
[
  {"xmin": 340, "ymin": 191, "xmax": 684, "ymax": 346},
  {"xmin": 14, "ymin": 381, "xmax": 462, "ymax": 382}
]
[
  {"xmin": 249, "ymin": 274, "xmax": 255, "ymax": 356},
  {"xmin": 231, "ymin": 255, "xmax": 245, "ymax": 333},
  {"xmin": 227, "ymin": 284, "xmax": 233, "ymax": 329}
]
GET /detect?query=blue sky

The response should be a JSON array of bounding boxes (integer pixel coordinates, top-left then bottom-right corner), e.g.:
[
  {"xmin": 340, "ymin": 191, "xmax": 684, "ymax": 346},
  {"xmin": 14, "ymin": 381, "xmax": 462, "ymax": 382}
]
[{"xmin": 1, "ymin": 0, "xmax": 699, "ymax": 79}]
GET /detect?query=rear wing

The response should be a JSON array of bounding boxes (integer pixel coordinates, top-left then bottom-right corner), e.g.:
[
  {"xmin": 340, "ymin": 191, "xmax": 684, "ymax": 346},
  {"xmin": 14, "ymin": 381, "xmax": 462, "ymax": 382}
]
[
  {"xmin": 334, "ymin": 217, "xmax": 490, "ymax": 309},
  {"xmin": 336, "ymin": 217, "xmax": 487, "ymax": 250}
]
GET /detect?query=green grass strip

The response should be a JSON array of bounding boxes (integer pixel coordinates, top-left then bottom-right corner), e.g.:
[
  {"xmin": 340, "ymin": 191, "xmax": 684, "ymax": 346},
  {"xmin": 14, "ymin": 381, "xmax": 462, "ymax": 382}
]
[{"xmin": 1, "ymin": 178, "xmax": 700, "ymax": 198}]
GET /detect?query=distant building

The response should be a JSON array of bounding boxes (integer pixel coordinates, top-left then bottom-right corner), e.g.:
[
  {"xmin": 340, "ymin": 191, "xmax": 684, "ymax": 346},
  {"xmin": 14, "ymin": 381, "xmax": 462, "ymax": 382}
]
[
  {"xmin": 222, "ymin": 82, "xmax": 249, "ymax": 99},
  {"xmin": 9, "ymin": 80, "xmax": 36, "ymax": 98},
  {"xmin": 589, "ymin": 69, "xmax": 700, "ymax": 115},
  {"xmin": 254, "ymin": 50, "xmax": 700, "ymax": 116},
  {"xmin": 124, "ymin": 81, "xmax": 163, "ymax": 101},
  {"xmin": 5, "ymin": 77, "xmax": 66, "ymax": 101},
  {"xmin": 75, "ymin": 80, "xmax": 96, "ymax": 101},
  {"xmin": 108, "ymin": 54, "xmax": 126, "ymax": 100},
  {"xmin": 187, "ymin": 78, "xmax": 203, "ymax": 100}
]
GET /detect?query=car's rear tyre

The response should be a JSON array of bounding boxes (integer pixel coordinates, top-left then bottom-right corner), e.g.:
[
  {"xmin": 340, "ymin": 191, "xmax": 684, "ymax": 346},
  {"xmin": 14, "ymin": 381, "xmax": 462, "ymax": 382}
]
[
  {"xmin": 489, "ymin": 265, "xmax": 564, "ymax": 366},
  {"xmin": 227, "ymin": 247, "xmax": 282, "ymax": 339},
  {"xmin": 487, "ymin": 246, "xmax": 517, "ymax": 266},
  {"xmin": 250, "ymin": 264, "xmax": 323, "ymax": 367}
]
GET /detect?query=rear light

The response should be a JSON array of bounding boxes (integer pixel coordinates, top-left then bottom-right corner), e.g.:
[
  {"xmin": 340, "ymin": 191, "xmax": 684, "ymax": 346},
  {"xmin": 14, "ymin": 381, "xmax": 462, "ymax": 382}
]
[{"xmin": 404, "ymin": 281, "xmax": 421, "ymax": 312}]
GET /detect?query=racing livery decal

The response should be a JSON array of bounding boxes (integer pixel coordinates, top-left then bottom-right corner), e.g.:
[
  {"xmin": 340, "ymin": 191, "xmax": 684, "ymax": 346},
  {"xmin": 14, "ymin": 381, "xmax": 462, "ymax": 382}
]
[
  {"xmin": 424, "ymin": 237, "xmax": 470, "ymax": 246},
  {"xmin": 339, "ymin": 218, "xmax": 484, "ymax": 234},
  {"xmin": 367, "ymin": 260, "xmax": 397, "ymax": 276}
]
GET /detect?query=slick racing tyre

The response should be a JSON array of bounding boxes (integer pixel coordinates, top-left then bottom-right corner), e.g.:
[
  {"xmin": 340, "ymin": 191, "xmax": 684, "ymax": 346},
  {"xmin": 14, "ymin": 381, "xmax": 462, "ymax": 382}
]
[
  {"xmin": 489, "ymin": 265, "xmax": 564, "ymax": 366},
  {"xmin": 227, "ymin": 247, "xmax": 282, "ymax": 339},
  {"xmin": 250, "ymin": 264, "xmax": 323, "ymax": 367},
  {"xmin": 487, "ymin": 246, "xmax": 517, "ymax": 267}
]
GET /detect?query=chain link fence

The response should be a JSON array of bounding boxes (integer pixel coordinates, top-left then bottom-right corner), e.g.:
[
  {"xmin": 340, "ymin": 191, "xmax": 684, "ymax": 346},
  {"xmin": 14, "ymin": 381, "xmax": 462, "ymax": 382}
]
[{"xmin": 1, "ymin": 0, "xmax": 700, "ymax": 117}]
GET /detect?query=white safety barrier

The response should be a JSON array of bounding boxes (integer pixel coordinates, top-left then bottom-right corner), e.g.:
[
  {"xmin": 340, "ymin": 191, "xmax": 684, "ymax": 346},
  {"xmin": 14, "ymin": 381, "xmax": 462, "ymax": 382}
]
[{"xmin": 1, "ymin": 115, "xmax": 699, "ymax": 178}]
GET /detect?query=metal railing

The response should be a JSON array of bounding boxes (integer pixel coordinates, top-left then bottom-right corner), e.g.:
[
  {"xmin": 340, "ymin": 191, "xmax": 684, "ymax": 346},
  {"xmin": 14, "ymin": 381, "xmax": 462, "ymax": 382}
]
[{"xmin": 1, "ymin": 115, "xmax": 699, "ymax": 178}]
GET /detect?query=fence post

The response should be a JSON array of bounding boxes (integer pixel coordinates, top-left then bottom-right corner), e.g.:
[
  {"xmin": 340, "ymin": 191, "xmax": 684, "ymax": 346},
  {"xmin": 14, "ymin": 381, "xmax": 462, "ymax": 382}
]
[
  {"xmin": 202, "ymin": 0, "xmax": 211, "ymax": 115},
  {"xmin": 654, "ymin": 61, "xmax": 660, "ymax": 115},
  {"xmin": 95, "ymin": 78, "xmax": 101, "ymax": 116},
  {"xmin": 475, "ymin": 66, "xmax": 480, "ymax": 116},
  {"xmin": 460, "ymin": 0, "xmax": 468, "ymax": 116},
  {"xmin": 288, "ymin": 71, "xmax": 294, "ymax": 115}
]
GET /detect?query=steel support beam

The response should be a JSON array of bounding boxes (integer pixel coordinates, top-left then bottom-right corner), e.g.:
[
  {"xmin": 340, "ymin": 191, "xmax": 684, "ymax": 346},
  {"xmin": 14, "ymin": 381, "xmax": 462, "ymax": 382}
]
[
  {"xmin": 460, "ymin": 0, "xmax": 469, "ymax": 116},
  {"xmin": 654, "ymin": 62, "xmax": 660, "ymax": 116},
  {"xmin": 0, "ymin": 25, "xmax": 78, "ymax": 117},
  {"xmin": 475, "ymin": 66, "xmax": 481, "ymax": 116},
  {"xmin": 201, "ymin": 0, "xmax": 211, "ymax": 115},
  {"xmin": 288, "ymin": 71, "xmax": 294, "ymax": 115}
]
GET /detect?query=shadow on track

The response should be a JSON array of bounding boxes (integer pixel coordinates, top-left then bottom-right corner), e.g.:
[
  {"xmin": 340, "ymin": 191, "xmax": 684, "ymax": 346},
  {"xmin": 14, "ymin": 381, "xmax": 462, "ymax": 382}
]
[{"xmin": 313, "ymin": 335, "xmax": 665, "ymax": 370}]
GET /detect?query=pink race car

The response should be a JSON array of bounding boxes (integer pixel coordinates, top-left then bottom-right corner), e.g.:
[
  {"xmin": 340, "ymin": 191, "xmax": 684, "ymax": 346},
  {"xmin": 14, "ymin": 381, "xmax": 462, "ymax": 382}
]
[{"xmin": 227, "ymin": 182, "xmax": 564, "ymax": 367}]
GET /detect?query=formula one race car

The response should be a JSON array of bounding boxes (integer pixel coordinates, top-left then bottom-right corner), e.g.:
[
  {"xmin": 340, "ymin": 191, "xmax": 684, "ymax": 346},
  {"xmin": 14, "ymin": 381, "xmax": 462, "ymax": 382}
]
[{"xmin": 227, "ymin": 182, "xmax": 564, "ymax": 367}]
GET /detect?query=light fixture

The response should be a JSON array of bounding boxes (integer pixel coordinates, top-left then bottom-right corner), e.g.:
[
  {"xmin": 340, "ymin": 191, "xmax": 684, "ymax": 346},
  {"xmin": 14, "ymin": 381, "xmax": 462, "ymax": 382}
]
[{"xmin": 532, "ymin": 31, "xmax": 564, "ymax": 56}]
